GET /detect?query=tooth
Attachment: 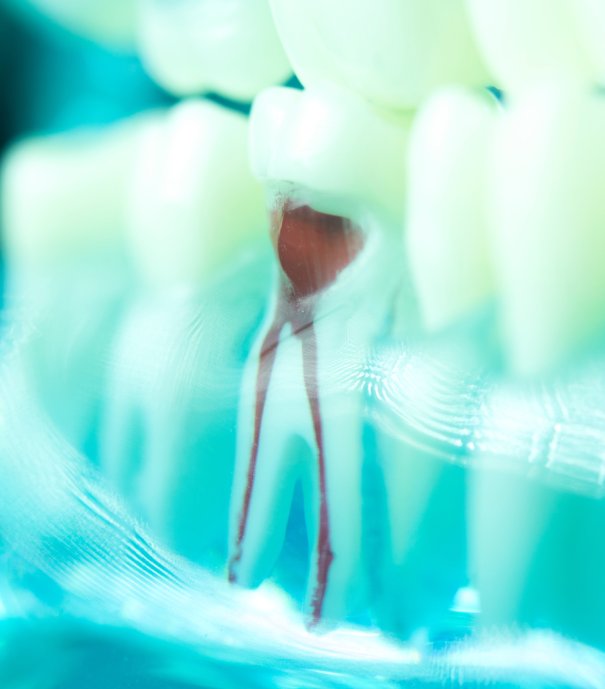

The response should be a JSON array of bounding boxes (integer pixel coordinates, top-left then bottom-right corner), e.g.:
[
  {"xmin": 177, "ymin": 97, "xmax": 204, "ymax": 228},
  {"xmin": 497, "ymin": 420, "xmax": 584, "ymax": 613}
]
[
  {"xmin": 406, "ymin": 86, "xmax": 499, "ymax": 331},
  {"xmin": 137, "ymin": 0, "xmax": 292, "ymax": 100},
  {"xmin": 465, "ymin": 0, "xmax": 597, "ymax": 93},
  {"xmin": 25, "ymin": 0, "xmax": 137, "ymax": 47},
  {"xmin": 488, "ymin": 83, "xmax": 605, "ymax": 376},
  {"xmin": 470, "ymin": 383, "xmax": 605, "ymax": 649},
  {"xmin": 572, "ymin": 0, "xmax": 605, "ymax": 78},
  {"xmin": 101, "ymin": 100, "xmax": 268, "ymax": 564},
  {"xmin": 229, "ymin": 85, "xmax": 409, "ymax": 625},
  {"xmin": 268, "ymin": 0, "xmax": 488, "ymax": 109},
  {"xmin": 1, "ymin": 114, "xmax": 149, "ymax": 448}
]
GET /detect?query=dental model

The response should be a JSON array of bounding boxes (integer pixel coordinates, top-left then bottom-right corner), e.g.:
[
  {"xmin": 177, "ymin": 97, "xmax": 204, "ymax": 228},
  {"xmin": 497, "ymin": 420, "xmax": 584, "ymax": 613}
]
[
  {"xmin": 1, "ymin": 114, "xmax": 152, "ymax": 453},
  {"xmin": 228, "ymin": 84, "xmax": 411, "ymax": 625},
  {"xmin": 137, "ymin": 0, "xmax": 291, "ymax": 101},
  {"xmin": 13, "ymin": 0, "xmax": 137, "ymax": 48},
  {"xmin": 101, "ymin": 99, "xmax": 270, "ymax": 565}
]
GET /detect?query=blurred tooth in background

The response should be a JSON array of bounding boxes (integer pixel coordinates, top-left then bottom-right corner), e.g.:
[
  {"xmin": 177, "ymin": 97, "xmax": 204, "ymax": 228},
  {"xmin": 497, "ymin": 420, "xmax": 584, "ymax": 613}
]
[
  {"xmin": 465, "ymin": 0, "xmax": 600, "ymax": 93},
  {"xmin": 101, "ymin": 99, "xmax": 270, "ymax": 566},
  {"xmin": 137, "ymin": 0, "xmax": 292, "ymax": 101},
  {"xmin": 406, "ymin": 86, "xmax": 499, "ymax": 332},
  {"xmin": 1, "ymin": 113, "xmax": 154, "ymax": 454},
  {"xmin": 489, "ymin": 83, "xmax": 605, "ymax": 377},
  {"xmin": 229, "ymin": 84, "xmax": 411, "ymax": 625},
  {"xmin": 268, "ymin": 0, "xmax": 488, "ymax": 110},
  {"xmin": 6, "ymin": 0, "xmax": 138, "ymax": 48}
]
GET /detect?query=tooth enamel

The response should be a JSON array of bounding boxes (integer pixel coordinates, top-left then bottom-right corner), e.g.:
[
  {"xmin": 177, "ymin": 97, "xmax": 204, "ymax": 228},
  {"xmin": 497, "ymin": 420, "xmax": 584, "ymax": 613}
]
[
  {"xmin": 406, "ymin": 86, "xmax": 499, "ymax": 331},
  {"xmin": 1, "ymin": 116, "xmax": 149, "ymax": 449},
  {"xmin": 465, "ymin": 0, "xmax": 597, "ymax": 92},
  {"xmin": 138, "ymin": 0, "xmax": 292, "ymax": 100},
  {"xmin": 269, "ymin": 0, "xmax": 488, "ymax": 110},
  {"xmin": 101, "ymin": 100, "xmax": 269, "ymax": 564},
  {"xmin": 229, "ymin": 86, "xmax": 408, "ymax": 625},
  {"xmin": 23, "ymin": 0, "xmax": 137, "ymax": 47},
  {"xmin": 488, "ymin": 83, "xmax": 605, "ymax": 376},
  {"xmin": 250, "ymin": 85, "xmax": 412, "ymax": 220},
  {"xmin": 126, "ymin": 100, "xmax": 267, "ymax": 288}
]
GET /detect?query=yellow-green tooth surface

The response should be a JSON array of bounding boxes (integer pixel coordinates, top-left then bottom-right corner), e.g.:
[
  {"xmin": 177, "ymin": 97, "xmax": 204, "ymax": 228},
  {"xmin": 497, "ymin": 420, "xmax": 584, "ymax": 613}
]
[
  {"xmin": 138, "ymin": 0, "xmax": 291, "ymax": 100},
  {"xmin": 406, "ymin": 87, "xmax": 498, "ymax": 331},
  {"xmin": 489, "ymin": 84, "xmax": 605, "ymax": 376},
  {"xmin": 127, "ymin": 100, "xmax": 266, "ymax": 288},
  {"xmin": 465, "ymin": 0, "xmax": 597, "ymax": 92},
  {"xmin": 249, "ymin": 85, "xmax": 412, "ymax": 221},
  {"xmin": 2, "ymin": 113, "xmax": 155, "ymax": 269},
  {"xmin": 572, "ymin": 0, "xmax": 605, "ymax": 78},
  {"xmin": 269, "ymin": 0, "xmax": 488, "ymax": 110}
]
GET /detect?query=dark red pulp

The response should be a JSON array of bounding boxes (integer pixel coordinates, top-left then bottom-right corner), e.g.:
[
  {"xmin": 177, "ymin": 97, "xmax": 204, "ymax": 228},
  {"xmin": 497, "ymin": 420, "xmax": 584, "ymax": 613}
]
[{"xmin": 229, "ymin": 203, "xmax": 364, "ymax": 626}]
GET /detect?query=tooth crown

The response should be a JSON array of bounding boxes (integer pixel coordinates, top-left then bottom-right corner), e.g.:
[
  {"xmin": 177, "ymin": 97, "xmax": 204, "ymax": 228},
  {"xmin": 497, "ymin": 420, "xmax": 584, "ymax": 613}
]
[
  {"xmin": 126, "ymin": 99, "xmax": 267, "ymax": 289},
  {"xmin": 2, "ymin": 115, "xmax": 149, "ymax": 273},
  {"xmin": 489, "ymin": 83, "xmax": 605, "ymax": 375},
  {"xmin": 250, "ymin": 85, "xmax": 411, "ymax": 223},
  {"xmin": 406, "ymin": 86, "xmax": 499, "ymax": 331},
  {"xmin": 269, "ymin": 0, "xmax": 489, "ymax": 110},
  {"xmin": 465, "ymin": 0, "xmax": 600, "ymax": 92},
  {"xmin": 138, "ymin": 0, "xmax": 292, "ymax": 100}
]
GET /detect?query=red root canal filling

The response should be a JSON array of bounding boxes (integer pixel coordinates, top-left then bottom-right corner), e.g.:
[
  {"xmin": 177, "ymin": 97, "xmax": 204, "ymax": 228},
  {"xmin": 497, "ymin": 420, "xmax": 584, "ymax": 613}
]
[{"xmin": 229, "ymin": 202, "xmax": 364, "ymax": 626}]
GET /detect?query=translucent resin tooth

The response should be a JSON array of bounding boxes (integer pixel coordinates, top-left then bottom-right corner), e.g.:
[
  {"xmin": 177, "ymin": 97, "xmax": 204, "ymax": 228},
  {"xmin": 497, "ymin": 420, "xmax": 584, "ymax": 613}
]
[
  {"xmin": 138, "ymin": 0, "xmax": 291, "ymax": 100},
  {"xmin": 18, "ymin": 0, "xmax": 137, "ymax": 48},
  {"xmin": 465, "ymin": 0, "xmax": 597, "ymax": 93},
  {"xmin": 406, "ymin": 87, "xmax": 499, "ymax": 331},
  {"xmin": 101, "ymin": 100, "xmax": 269, "ymax": 565},
  {"xmin": 250, "ymin": 85, "xmax": 412, "ymax": 220},
  {"xmin": 489, "ymin": 83, "xmax": 605, "ymax": 376},
  {"xmin": 230, "ymin": 85, "xmax": 409, "ymax": 625},
  {"xmin": 573, "ymin": 0, "xmax": 605, "ymax": 78},
  {"xmin": 1, "ymin": 115, "xmax": 150, "ymax": 450},
  {"xmin": 269, "ymin": 0, "xmax": 488, "ymax": 110}
]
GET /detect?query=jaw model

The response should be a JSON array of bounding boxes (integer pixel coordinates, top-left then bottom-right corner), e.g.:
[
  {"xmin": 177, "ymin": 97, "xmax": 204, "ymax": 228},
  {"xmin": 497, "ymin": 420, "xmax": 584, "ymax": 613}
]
[{"xmin": 228, "ymin": 85, "xmax": 410, "ymax": 625}]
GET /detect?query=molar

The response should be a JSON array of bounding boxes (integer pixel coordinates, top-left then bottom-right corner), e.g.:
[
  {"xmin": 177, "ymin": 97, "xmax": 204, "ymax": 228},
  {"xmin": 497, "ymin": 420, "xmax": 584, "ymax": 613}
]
[
  {"xmin": 268, "ymin": 0, "xmax": 488, "ymax": 110},
  {"xmin": 229, "ymin": 85, "xmax": 411, "ymax": 626}
]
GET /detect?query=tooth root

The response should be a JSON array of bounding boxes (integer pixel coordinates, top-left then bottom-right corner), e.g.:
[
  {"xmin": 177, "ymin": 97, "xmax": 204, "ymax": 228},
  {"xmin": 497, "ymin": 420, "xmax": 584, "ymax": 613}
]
[
  {"xmin": 465, "ymin": 0, "xmax": 597, "ymax": 92},
  {"xmin": 138, "ymin": 0, "xmax": 291, "ymax": 100},
  {"xmin": 406, "ymin": 86, "xmax": 498, "ymax": 331},
  {"xmin": 489, "ymin": 84, "xmax": 605, "ymax": 376},
  {"xmin": 269, "ymin": 0, "xmax": 488, "ymax": 110}
]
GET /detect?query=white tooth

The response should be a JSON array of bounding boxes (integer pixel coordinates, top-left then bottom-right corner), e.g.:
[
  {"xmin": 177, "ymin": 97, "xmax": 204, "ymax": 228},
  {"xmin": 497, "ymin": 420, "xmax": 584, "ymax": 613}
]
[
  {"xmin": 250, "ymin": 85, "xmax": 412, "ymax": 221},
  {"xmin": 21, "ymin": 0, "xmax": 137, "ymax": 47},
  {"xmin": 269, "ymin": 0, "xmax": 488, "ymax": 110},
  {"xmin": 406, "ymin": 86, "xmax": 499, "ymax": 331},
  {"xmin": 465, "ymin": 0, "xmax": 597, "ymax": 93},
  {"xmin": 230, "ymin": 86, "xmax": 408, "ymax": 625},
  {"xmin": 488, "ymin": 83, "xmax": 605, "ymax": 376},
  {"xmin": 126, "ymin": 100, "xmax": 266, "ymax": 288},
  {"xmin": 138, "ymin": 0, "xmax": 291, "ymax": 100},
  {"xmin": 101, "ymin": 100, "xmax": 269, "ymax": 564},
  {"xmin": 1, "ymin": 115, "xmax": 149, "ymax": 449}
]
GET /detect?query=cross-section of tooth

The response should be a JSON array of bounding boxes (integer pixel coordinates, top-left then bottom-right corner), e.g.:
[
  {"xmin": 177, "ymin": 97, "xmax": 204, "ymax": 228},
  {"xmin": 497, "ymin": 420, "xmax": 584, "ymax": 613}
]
[
  {"xmin": 1, "ymin": 114, "xmax": 151, "ymax": 451},
  {"xmin": 229, "ymin": 85, "xmax": 409, "ymax": 625},
  {"xmin": 406, "ymin": 86, "xmax": 499, "ymax": 331},
  {"xmin": 465, "ymin": 0, "xmax": 597, "ymax": 93},
  {"xmin": 19, "ymin": 0, "xmax": 137, "ymax": 48},
  {"xmin": 101, "ymin": 100, "xmax": 269, "ymax": 565},
  {"xmin": 269, "ymin": 0, "xmax": 488, "ymax": 110},
  {"xmin": 488, "ymin": 83, "xmax": 605, "ymax": 376},
  {"xmin": 138, "ymin": 0, "xmax": 291, "ymax": 101}
]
